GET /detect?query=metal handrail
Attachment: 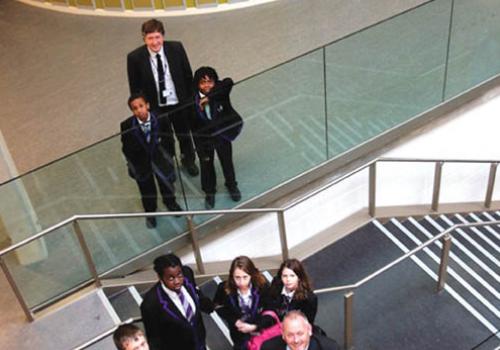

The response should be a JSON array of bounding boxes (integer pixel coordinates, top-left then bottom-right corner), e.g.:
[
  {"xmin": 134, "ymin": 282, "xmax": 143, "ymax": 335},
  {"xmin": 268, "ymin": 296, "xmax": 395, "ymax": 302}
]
[
  {"xmin": 2, "ymin": 156, "xmax": 499, "ymax": 324},
  {"xmin": 2, "ymin": 156, "xmax": 498, "ymax": 259},
  {"xmin": 283, "ymin": 157, "xmax": 500, "ymax": 211},
  {"xmin": 73, "ymin": 317, "xmax": 142, "ymax": 350},
  {"xmin": 314, "ymin": 219, "xmax": 500, "ymax": 294},
  {"xmin": 0, "ymin": 208, "xmax": 282, "ymax": 257},
  {"xmin": 72, "ymin": 218, "xmax": 500, "ymax": 350}
]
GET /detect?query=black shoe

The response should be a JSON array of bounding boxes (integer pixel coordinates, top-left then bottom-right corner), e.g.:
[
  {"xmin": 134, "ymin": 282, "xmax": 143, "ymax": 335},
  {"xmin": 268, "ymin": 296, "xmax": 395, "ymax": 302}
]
[
  {"xmin": 166, "ymin": 201, "xmax": 183, "ymax": 217},
  {"xmin": 184, "ymin": 162, "xmax": 199, "ymax": 177},
  {"xmin": 227, "ymin": 185, "xmax": 241, "ymax": 202},
  {"xmin": 205, "ymin": 194, "xmax": 215, "ymax": 210},
  {"xmin": 145, "ymin": 217, "xmax": 157, "ymax": 229}
]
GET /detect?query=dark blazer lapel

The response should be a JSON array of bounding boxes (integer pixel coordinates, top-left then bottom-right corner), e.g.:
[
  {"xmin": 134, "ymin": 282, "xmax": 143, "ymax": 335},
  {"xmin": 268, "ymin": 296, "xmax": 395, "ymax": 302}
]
[
  {"xmin": 211, "ymin": 98, "xmax": 224, "ymax": 121},
  {"xmin": 149, "ymin": 114, "xmax": 159, "ymax": 149},
  {"xmin": 131, "ymin": 117, "xmax": 149, "ymax": 151},
  {"xmin": 141, "ymin": 47, "xmax": 156, "ymax": 91},
  {"xmin": 250, "ymin": 286, "xmax": 260, "ymax": 318},
  {"xmin": 155, "ymin": 284, "xmax": 186, "ymax": 323},
  {"xmin": 194, "ymin": 94, "xmax": 209, "ymax": 122}
]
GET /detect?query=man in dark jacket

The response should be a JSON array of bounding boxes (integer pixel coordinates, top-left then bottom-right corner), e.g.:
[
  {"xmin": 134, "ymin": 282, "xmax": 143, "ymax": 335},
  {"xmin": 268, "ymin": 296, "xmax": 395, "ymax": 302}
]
[
  {"xmin": 127, "ymin": 19, "xmax": 199, "ymax": 176},
  {"xmin": 262, "ymin": 311, "xmax": 340, "ymax": 350}
]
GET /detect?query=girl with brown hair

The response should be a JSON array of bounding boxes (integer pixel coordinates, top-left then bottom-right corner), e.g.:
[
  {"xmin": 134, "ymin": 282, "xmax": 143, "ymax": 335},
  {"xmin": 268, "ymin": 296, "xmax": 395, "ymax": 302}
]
[
  {"xmin": 213, "ymin": 256, "xmax": 273, "ymax": 350},
  {"xmin": 266, "ymin": 258, "xmax": 318, "ymax": 325}
]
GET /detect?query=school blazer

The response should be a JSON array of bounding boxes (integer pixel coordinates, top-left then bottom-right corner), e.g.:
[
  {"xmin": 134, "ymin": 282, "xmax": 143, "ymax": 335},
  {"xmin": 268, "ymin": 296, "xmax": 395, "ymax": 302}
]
[
  {"xmin": 127, "ymin": 41, "xmax": 194, "ymax": 111},
  {"xmin": 265, "ymin": 277, "xmax": 318, "ymax": 324},
  {"xmin": 191, "ymin": 78, "xmax": 243, "ymax": 145},
  {"xmin": 213, "ymin": 281, "xmax": 273, "ymax": 347},
  {"xmin": 140, "ymin": 266, "xmax": 213, "ymax": 350},
  {"xmin": 120, "ymin": 113, "xmax": 175, "ymax": 182}
]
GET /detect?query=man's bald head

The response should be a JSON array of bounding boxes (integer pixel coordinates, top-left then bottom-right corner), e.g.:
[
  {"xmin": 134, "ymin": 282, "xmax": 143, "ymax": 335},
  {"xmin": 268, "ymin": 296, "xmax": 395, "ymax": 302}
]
[{"xmin": 281, "ymin": 311, "xmax": 313, "ymax": 350}]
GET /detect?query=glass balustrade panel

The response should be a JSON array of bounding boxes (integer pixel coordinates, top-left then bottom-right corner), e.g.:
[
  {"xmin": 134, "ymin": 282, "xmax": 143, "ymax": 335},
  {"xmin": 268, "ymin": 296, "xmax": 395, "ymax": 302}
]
[
  {"xmin": 184, "ymin": 212, "xmax": 283, "ymax": 267},
  {"xmin": 284, "ymin": 167, "xmax": 369, "ymax": 248},
  {"xmin": 76, "ymin": 215, "xmax": 187, "ymax": 275},
  {"xmin": 0, "ymin": 134, "xmax": 188, "ymax": 279},
  {"xmin": 325, "ymin": 0, "xmax": 452, "ymax": 158},
  {"xmin": 3, "ymin": 224, "xmax": 91, "ymax": 309},
  {"xmin": 313, "ymin": 292, "xmax": 344, "ymax": 346},
  {"xmin": 183, "ymin": 49, "xmax": 327, "ymax": 216},
  {"xmin": 439, "ymin": 163, "xmax": 490, "ymax": 204},
  {"xmin": 445, "ymin": 0, "xmax": 500, "ymax": 99},
  {"xmin": 376, "ymin": 161, "xmax": 435, "ymax": 208}
]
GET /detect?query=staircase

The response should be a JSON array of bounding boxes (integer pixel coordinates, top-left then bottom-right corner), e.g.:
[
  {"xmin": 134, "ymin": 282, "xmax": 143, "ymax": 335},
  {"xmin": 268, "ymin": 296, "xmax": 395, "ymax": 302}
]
[
  {"xmin": 81, "ymin": 270, "xmax": 282, "ymax": 350},
  {"xmin": 73, "ymin": 211, "xmax": 500, "ymax": 349}
]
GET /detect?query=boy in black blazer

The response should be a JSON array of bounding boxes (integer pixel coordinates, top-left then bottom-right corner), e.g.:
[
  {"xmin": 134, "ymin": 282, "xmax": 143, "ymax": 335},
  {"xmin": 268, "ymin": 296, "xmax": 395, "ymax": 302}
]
[
  {"xmin": 191, "ymin": 67, "xmax": 243, "ymax": 209},
  {"xmin": 120, "ymin": 94, "xmax": 182, "ymax": 228},
  {"xmin": 140, "ymin": 254, "xmax": 213, "ymax": 350}
]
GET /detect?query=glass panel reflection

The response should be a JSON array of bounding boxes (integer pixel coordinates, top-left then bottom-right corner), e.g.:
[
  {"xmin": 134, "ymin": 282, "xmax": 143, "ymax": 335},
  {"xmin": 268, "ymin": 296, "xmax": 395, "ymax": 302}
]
[
  {"xmin": 4, "ymin": 225, "xmax": 91, "ymax": 309},
  {"xmin": 325, "ymin": 0, "xmax": 452, "ymax": 157}
]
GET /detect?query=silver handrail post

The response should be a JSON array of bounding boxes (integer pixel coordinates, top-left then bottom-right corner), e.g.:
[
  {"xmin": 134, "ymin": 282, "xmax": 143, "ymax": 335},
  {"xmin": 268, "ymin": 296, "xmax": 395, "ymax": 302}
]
[
  {"xmin": 186, "ymin": 215, "xmax": 205, "ymax": 275},
  {"xmin": 277, "ymin": 211, "xmax": 289, "ymax": 261},
  {"xmin": 344, "ymin": 291, "xmax": 354, "ymax": 350},
  {"xmin": 431, "ymin": 162, "xmax": 444, "ymax": 212},
  {"xmin": 437, "ymin": 234, "xmax": 452, "ymax": 292},
  {"xmin": 485, "ymin": 162, "xmax": 497, "ymax": 209},
  {"xmin": 0, "ymin": 257, "xmax": 34, "ymax": 321},
  {"xmin": 369, "ymin": 163, "xmax": 376, "ymax": 217},
  {"xmin": 73, "ymin": 220, "xmax": 101, "ymax": 288}
]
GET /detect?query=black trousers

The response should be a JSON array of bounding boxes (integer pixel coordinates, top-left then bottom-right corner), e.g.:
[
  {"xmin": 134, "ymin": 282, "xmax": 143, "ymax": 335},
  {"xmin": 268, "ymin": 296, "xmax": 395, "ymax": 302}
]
[
  {"xmin": 157, "ymin": 105, "xmax": 196, "ymax": 165},
  {"xmin": 198, "ymin": 138, "xmax": 237, "ymax": 195},
  {"xmin": 135, "ymin": 172, "xmax": 176, "ymax": 212}
]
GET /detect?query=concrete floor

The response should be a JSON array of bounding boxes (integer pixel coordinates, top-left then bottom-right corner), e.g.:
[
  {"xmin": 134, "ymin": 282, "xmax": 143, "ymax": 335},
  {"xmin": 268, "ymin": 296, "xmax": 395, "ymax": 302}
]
[{"xmin": 0, "ymin": 0, "xmax": 428, "ymax": 180}]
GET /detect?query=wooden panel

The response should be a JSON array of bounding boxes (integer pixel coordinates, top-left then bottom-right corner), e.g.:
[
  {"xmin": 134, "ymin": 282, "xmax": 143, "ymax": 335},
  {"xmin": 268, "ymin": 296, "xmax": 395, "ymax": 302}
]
[
  {"xmin": 76, "ymin": 0, "xmax": 94, "ymax": 7},
  {"xmin": 196, "ymin": 0, "xmax": 216, "ymax": 6},
  {"xmin": 102, "ymin": 0, "xmax": 123, "ymax": 8},
  {"xmin": 164, "ymin": 0, "xmax": 184, "ymax": 8},
  {"xmin": 132, "ymin": 0, "xmax": 153, "ymax": 8}
]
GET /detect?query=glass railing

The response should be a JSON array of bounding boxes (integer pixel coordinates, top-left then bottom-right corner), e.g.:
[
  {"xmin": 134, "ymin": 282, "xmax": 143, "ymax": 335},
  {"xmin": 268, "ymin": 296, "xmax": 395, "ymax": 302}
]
[
  {"xmin": 2, "ymin": 0, "xmax": 500, "ymax": 315},
  {"xmin": 3, "ymin": 157, "xmax": 500, "ymax": 320}
]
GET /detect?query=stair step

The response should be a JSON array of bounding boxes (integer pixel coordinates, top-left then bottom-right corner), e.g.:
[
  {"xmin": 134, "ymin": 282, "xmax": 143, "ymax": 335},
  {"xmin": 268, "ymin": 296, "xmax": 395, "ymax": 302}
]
[
  {"xmin": 108, "ymin": 287, "xmax": 142, "ymax": 322},
  {"xmin": 200, "ymin": 278, "xmax": 233, "ymax": 350}
]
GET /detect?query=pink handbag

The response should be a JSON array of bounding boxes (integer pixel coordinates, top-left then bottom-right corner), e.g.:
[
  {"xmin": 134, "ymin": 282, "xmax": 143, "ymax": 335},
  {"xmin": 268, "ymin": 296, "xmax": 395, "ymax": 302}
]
[{"xmin": 247, "ymin": 310, "xmax": 282, "ymax": 350}]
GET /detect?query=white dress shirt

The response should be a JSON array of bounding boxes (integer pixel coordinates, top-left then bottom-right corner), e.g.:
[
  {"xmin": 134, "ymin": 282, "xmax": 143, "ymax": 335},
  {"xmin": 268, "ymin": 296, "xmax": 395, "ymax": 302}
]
[
  {"xmin": 161, "ymin": 282, "xmax": 197, "ymax": 319},
  {"xmin": 148, "ymin": 46, "xmax": 179, "ymax": 106}
]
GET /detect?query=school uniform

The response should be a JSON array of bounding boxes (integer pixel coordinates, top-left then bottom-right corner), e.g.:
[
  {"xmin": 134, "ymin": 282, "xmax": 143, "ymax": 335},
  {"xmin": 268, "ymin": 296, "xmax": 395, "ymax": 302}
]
[
  {"xmin": 191, "ymin": 78, "xmax": 243, "ymax": 196},
  {"xmin": 120, "ymin": 112, "xmax": 178, "ymax": 212},
  {"xmin": 265, "ymin": 277, "xmax": 318, "ymax": 325},
  {"xmin": 141, "ymin": 266, "xmax": 212, "ymax": 350},
  {"xmin": 213, "ymin": 282, "xmax": 272, "ymax": 350}
]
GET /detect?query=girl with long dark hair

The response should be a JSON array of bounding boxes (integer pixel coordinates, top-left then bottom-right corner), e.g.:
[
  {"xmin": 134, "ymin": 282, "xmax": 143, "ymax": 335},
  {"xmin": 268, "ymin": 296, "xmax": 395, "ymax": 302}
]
[
  {"xmin": 266, "ymin": 258, "xmax": 318, "ymax": 325},
  {"xmin": 213, "ymin": 256, "xmax": 273, "ymax": 349}
]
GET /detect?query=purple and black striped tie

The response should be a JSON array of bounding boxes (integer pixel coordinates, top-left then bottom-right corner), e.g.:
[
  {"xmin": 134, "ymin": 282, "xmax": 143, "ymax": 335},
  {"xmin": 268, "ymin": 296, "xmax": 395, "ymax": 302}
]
[{"xmin": 177, "ymin": 289, "xmax": 194, "ymax": 322}]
